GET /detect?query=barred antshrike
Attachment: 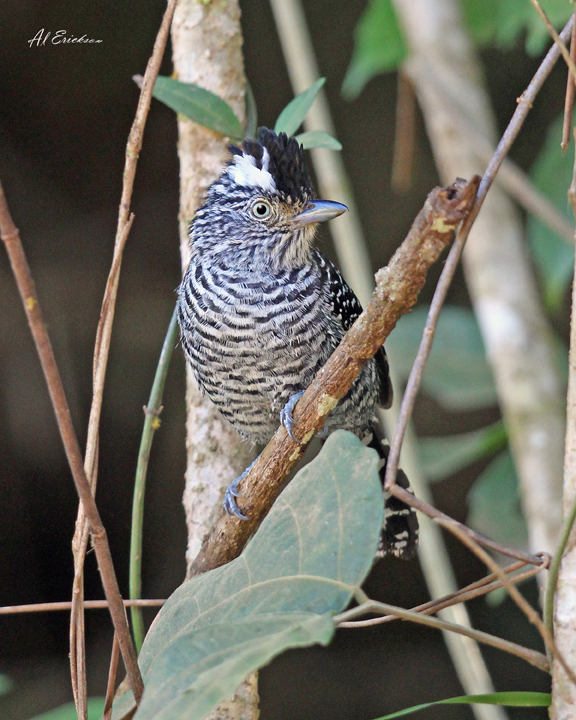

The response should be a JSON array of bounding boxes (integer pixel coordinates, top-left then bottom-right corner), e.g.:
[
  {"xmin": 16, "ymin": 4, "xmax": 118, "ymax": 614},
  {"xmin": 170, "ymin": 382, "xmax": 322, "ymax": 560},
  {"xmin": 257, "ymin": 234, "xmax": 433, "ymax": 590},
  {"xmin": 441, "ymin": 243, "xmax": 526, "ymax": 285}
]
[{"xmin": 177, "ymin": 128, "xmax": 418, "ymax": 559}]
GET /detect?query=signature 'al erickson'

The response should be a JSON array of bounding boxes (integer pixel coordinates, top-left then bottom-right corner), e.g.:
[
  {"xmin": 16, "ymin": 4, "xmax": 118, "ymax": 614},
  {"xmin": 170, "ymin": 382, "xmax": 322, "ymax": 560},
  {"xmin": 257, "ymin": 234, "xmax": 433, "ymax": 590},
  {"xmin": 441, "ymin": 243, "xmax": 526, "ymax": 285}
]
[{"xmin": 29, "ymin": 29, "xmax": 102, "ymax": 47}]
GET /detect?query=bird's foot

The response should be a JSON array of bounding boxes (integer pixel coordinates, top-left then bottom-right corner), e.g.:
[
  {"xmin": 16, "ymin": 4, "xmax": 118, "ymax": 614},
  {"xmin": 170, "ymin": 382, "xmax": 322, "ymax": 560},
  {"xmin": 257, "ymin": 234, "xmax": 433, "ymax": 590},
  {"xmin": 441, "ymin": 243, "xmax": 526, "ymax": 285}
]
[
  {"xmin": 223, "ymin": 457, "xmax": 258, "ymax": 520},
  {"xmin": 279, "ymin": 391, "xmax": 305, "ymax": 441}
]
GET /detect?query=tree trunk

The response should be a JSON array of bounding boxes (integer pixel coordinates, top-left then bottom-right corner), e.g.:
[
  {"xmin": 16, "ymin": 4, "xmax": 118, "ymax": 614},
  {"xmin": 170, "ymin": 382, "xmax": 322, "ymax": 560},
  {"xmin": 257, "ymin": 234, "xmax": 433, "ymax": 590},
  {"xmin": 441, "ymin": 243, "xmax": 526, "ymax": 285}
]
[
  {"xmin": 171, "ymin": 2, "xmax": 258, "ymax": 717},
  {"xmin": 550, "ymin": 192, "xmax": 576, "ymax": 719}
]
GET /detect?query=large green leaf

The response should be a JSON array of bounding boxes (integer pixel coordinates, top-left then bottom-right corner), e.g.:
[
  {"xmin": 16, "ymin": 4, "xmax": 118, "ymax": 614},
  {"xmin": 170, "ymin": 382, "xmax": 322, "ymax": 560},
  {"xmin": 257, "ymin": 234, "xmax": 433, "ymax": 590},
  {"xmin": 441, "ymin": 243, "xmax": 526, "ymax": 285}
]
[
  {"xmin": 527, "ymin": 114, "xmax": 575, "ymax": 312},
  {"xmin": 112, "ymin": 430, "xmax": 383, "ymax": 720},
  {"xmin": 294, "ymin": 130, "xmax": 342, "ymax": 150},
  {"xmin": 419, "ymin": 421, "xmax": 507, "ymax": 482},
  {"xmin": 136, "ymin": 614, "xmax": 333, "ymax": 720},
  {"xmin": 149, "ymin": 76, "xmax": 243, "ymax": 139},
  {"xmin": 460, "ymin": 0, "xmax": 572, "ymax": 54},
  {"xmin": 28, "ymin": 699, "xmax": 105, "ymax": 720},
  {"xmin": 275, "ymin": 78, "xmax": 326, "ymax": 137},
  {"xmin": 467, "ymin": 449, "xmax": 528, "ymax": 550},
  {"xmin": 342, "ymin": 0, "xmax": 407, "ymax": 99},
  {"xmin": 373, "ymin": 691, "xmax": 551, "ymax": 719},
  {"xmin": 386, "ymin": 305, "xmax": 497, "ymax": 410}
]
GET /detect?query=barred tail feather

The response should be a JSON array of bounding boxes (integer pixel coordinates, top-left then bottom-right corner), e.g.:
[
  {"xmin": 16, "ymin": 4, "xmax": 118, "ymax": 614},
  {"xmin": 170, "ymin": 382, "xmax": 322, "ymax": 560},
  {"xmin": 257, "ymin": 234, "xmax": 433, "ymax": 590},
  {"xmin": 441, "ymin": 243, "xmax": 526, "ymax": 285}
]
[{"xmin": 363, "ymin": 427, "xmax": 419, "ymax": 560}]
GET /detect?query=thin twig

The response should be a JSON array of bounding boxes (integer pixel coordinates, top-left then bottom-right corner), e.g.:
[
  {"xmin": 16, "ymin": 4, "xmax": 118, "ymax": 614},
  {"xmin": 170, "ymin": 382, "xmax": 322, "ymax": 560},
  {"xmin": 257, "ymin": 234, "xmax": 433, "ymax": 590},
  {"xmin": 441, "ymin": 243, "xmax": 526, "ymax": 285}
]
[
  {"xmin": 388, "ymin": 483, "xmax": 545, "ymax": 565},
  {"xmin": 339, "ymin": 561, "xmax": 547, "ymax": 628},
  {"xmin": 495, "ymin": 156, "xmax": 574, "ymax": 243},
  {"xmin": 333, "ymin": 599, "xmax": 550, "ymax": 674},
  {"xmin": 68, "ymin": 0, "xmax": 177, "ymax": 712},
  {"xmin": 0, "ymin": 599, "xmax": 165, "ymax": 614},
  {"xmin": 188, "ymin": 176, "xmax": 479, "ymax": 576},
  {"xmin": 0, "ymin": 181, "xmax": 143, "ymax": 703},
  {"xmin": 528, "ymin": 0, "xmax": 576, "ymax": 83},
  {"xmin": 130, "ymin": 306, "xmax": 179, "ymax": 653},
  {"xmin": 383, "ymin": 16, "xmax": 575, "ymax": 492},
  {"xmin": 416, "ymin": 563, "xmax": 547, "ymax": 615},
  {"xmin": 391, "ymin": 70, "xmax": 416, "ymax": 193},
  {"xmin": 103, "ymin": 634, "xmax": 120, "ymax": 720},
  {"xmin": 561, "ymin": 7, "xmax": 576, "ymax": 152},
  {"xmin": 437, "ymin": 517, "xmax": 576, "ymax": 687},
  {"xmin": 430, "ymin": 92, "xmax": 575, "ymax": 244}
]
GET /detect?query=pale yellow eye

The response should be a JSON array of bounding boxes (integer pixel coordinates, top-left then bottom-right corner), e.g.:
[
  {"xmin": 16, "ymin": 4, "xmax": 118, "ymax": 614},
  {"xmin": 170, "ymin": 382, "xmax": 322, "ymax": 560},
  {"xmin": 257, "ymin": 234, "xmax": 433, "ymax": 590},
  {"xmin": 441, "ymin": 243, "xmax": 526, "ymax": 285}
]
[{"xmin": 251, "ymin": 200, "xmax": 272, "ymax": 220}]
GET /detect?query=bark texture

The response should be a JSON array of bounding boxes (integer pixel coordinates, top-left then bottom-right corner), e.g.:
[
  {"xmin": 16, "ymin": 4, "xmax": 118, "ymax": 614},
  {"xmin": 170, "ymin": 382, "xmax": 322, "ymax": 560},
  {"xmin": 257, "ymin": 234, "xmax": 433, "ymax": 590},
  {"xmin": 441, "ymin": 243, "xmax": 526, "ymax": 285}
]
[
  {"xmin": 393, "ymin": 0, "xmax": 565, "ymax": 559},
  {"xmin": 171, "ymin": 0, "xmax": 253, "ymax": 573},
  {"xmin": 171, "ymin": 2, "xmax": 258, "ymax": 717},
  {"xmin": 551, "ymin": 214, "xmax": 576, "ymax": 718}
]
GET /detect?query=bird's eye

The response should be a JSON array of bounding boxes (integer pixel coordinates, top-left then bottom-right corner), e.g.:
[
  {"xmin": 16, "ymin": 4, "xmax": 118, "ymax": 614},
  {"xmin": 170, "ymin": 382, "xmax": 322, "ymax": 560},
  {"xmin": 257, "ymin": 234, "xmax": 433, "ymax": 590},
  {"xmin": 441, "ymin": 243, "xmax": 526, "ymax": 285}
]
[{"xmin": 251, "ymin": 200, "xmax": 272, "ymax": 220}]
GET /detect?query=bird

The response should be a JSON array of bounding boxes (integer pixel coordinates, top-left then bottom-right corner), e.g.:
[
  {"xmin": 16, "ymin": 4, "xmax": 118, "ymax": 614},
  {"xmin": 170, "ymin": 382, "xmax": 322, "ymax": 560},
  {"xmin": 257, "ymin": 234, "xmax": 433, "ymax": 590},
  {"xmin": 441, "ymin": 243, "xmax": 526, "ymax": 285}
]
[{"xmin": 177, "ymin": 127, "xmax": 419, "ymax": 560}]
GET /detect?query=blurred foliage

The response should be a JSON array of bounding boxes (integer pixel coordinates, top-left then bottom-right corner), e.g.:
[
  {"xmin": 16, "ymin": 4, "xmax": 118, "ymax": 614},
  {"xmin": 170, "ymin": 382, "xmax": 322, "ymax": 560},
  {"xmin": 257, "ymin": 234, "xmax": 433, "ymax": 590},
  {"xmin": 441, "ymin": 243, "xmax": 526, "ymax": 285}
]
[
  {"xmin": 113, "ymin": 432, "xmax": 383, "ymax": 720},
  {"xmin": 418, "ymin": 421, "xmax": 507, "ymax": 482},
  {"xmin": 342, "ymin": 0, "xmax": 571, "ymax": 98},
  {"xmin": 389, "ymin": 304, "xmax": 529, "ymax": 549},
  {"xmin": 342, "ymin": 0, "xmax": 407, "ymax": 99},
  {"xmin": 387, "ymin": 305, "xmax": 528, "ymax": 549},
  {"xmin": 467, "ymin": 449, "xmax": 529, "ymax": 550},
  {"xmin": 387, "ymin": 305, "xmax": 498, "ymax": 410},
  {"xmin": 0, "ymin": 675, "xmax": 13, "ymax": 697},
  {"xmin": 527, "ymin": 114, "xmax": 575, "ymax": 312},
  {"xmin": 460, "ymin": 0, "xmax": 572, "ymax": 54}
]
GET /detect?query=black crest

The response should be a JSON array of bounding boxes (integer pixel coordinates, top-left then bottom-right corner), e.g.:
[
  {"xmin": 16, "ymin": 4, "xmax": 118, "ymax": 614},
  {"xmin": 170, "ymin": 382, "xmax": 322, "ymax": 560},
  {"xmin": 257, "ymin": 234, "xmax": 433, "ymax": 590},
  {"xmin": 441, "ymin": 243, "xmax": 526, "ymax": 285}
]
[
  {"xmin": 230, "ymin": 128, "xmax": 314, "ymax": 202},
  {"xmin": 259, "ymin": 128, "xmax": 313, "ymax": 201}
]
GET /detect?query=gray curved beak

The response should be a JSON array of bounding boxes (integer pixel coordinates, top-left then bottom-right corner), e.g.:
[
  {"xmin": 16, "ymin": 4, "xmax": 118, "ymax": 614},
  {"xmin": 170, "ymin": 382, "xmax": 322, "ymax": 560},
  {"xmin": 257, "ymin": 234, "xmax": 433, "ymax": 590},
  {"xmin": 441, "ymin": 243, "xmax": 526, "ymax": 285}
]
[{"xmin": 291, "ymin": 200, "xmax": 348, "ymax": 228}]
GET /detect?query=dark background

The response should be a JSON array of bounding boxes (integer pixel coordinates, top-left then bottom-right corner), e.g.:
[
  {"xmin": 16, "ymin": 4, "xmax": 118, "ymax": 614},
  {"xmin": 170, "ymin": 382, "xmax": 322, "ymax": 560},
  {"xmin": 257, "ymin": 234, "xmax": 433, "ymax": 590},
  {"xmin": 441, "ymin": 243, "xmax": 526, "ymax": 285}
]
[{"xmin": 0, "ymin": 1, "xmax": 567, "ymax": 718}]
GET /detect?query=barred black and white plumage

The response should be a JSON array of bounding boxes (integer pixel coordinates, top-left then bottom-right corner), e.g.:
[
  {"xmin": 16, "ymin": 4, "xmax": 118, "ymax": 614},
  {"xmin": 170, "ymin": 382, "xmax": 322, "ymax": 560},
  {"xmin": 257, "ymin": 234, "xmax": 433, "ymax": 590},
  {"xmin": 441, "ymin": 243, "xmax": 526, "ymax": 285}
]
[{"xmin": 177, "ymin": 127, "xmax": 418, "ymax": 560}]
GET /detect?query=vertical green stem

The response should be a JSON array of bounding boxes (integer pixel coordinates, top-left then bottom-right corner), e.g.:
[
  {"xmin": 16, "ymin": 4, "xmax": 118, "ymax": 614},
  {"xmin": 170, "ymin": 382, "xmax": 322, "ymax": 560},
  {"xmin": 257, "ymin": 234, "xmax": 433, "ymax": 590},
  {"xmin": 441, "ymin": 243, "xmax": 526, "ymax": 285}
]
[
  {"xmin": 544, "ymin": 493, "xmax": 576, "ymax": 650},
  {"xmin": 130, "ymin": 305, "xmax": 179, "ymax": 652}
]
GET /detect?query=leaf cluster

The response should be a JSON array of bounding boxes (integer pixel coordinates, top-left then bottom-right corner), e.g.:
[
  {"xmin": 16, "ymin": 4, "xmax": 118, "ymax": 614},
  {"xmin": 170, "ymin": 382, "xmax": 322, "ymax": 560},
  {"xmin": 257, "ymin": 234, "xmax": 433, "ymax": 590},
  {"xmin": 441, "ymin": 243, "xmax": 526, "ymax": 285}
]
[{"xmin": 146, "ymin": 75, "xmax": 341, "ymax": 150}]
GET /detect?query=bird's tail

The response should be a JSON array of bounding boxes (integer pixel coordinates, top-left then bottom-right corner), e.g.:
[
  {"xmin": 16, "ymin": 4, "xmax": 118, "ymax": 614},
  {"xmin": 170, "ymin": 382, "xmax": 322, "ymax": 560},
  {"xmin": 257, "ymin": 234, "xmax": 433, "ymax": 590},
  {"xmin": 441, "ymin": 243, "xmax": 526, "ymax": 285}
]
[{"xmin": 363, "ymin": 425, "xmax": 419, "ymax": 560}]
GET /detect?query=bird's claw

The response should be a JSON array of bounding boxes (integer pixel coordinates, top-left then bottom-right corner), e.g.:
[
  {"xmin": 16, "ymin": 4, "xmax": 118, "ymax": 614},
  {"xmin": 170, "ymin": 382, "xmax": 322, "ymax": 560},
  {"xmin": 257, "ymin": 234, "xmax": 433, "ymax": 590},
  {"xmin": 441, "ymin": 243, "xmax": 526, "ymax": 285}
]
[
  {"xmin": 280, "ymin": 390, "xmax": 305, "ymax": 442},
  {"xmin": 223, "ymin": 458, "xmax": 257, "ymax": 520}
]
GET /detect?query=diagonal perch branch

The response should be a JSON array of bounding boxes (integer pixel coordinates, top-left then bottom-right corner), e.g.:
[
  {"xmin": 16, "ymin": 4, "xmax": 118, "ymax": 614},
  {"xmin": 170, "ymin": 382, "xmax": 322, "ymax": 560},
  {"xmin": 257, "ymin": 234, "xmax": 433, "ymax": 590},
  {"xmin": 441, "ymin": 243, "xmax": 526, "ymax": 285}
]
[{"xmin": 189, "ymin": 175, "xmax": 480, "ymax": 577}]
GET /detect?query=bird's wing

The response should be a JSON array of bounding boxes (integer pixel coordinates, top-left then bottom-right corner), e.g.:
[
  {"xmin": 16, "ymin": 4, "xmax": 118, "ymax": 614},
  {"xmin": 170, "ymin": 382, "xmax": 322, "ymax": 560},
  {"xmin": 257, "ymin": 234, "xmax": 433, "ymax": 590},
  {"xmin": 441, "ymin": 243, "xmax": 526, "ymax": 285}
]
[{"xmin": 325, "ymin": 259, "xmax": 393, "ymax": 409}]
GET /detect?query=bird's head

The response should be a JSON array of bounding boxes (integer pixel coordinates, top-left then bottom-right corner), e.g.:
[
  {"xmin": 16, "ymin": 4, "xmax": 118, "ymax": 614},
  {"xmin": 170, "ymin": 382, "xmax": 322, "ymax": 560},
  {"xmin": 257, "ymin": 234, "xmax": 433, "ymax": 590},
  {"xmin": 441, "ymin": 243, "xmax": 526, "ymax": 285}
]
[{"xmin": 191, "ymin": 127, "xmax": 347, "ymax": 269}]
